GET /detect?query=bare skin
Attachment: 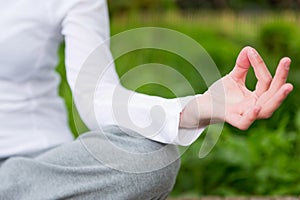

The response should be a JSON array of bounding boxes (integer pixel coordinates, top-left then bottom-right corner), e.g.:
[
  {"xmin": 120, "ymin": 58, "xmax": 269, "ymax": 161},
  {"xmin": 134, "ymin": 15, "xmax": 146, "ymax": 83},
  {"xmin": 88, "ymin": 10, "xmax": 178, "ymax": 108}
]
[{"xmin": 179, "ymin": 46, "xmax": 293, "ymax": 130}]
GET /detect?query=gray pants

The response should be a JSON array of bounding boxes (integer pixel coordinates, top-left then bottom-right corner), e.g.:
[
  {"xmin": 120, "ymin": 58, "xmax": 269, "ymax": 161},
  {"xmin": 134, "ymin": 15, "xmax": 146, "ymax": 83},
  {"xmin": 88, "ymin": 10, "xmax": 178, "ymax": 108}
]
[{"xmin": 0, "ymin": 126, "xmax": 180, "ymax": 200}]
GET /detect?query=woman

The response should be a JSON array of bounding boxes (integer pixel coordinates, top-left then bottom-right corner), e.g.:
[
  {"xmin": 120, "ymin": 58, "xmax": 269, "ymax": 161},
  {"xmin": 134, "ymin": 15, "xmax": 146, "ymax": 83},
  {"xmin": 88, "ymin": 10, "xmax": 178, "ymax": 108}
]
[{"xmin": 0, "ymin": 0, "xmax": 293, "ymax": 199}]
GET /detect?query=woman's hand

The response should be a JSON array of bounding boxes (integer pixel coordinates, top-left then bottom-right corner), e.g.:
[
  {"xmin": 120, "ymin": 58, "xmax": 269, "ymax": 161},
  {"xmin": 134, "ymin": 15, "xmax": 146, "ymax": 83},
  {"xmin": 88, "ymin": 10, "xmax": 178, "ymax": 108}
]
[{"xmin": 180, "ymin": 46, "xmax": 293, "ymax": 130}]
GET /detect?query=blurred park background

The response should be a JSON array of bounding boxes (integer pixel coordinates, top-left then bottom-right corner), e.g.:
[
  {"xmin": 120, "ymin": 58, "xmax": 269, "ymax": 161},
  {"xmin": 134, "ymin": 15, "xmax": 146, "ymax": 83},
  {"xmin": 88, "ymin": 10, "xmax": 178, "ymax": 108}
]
[{"xmin": 56, "ymin": 0, "xmax": 300, "ymax": 198}]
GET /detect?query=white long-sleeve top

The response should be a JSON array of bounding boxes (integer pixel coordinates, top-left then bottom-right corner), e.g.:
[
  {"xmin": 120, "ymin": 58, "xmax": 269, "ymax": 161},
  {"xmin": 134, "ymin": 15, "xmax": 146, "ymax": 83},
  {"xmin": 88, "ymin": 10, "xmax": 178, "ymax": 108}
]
[{"xmin": 0, "ymin": 0, "xmax": 204, "ymax": 158}]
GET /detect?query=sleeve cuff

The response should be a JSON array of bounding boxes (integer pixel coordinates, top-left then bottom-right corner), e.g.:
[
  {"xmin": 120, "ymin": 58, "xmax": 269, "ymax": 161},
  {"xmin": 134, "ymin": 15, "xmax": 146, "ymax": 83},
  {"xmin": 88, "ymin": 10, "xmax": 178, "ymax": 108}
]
[{"xmin": 153, "ymin": 95, "xmax": 206, "ymax": 146}]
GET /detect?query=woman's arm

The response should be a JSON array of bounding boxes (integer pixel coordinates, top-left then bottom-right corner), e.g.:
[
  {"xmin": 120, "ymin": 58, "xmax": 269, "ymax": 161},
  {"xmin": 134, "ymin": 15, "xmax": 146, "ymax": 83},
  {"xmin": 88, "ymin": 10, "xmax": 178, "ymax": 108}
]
[
  {"xmin": 62, "ymin": 0, "xmax": 292, "ymax": 146},
  {"xmin": 62, "ymin": 0, "xmax": 204, "ymax": 145}
]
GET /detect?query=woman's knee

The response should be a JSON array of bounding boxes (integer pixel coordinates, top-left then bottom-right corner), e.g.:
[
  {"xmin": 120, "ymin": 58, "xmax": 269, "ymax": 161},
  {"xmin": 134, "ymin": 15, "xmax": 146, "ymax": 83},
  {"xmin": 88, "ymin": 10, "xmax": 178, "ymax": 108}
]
[
  {"xmin": 120, "ymin": 151, "xmax": 181, "ymax": 200},
  {"xmin": 144, "ymin": 156, "xmax": 181, "ymax": 193}
]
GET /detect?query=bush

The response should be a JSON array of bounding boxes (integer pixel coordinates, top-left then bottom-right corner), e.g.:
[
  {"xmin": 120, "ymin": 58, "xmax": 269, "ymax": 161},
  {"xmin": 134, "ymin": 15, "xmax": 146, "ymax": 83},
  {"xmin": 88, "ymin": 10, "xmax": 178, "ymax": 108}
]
[
  {"xmin": 259, "ymin": 21, "xmax": 300, "ymax": 57},
  {"xmin": 107, "ymin": 0, "xmax": 176, "ymax": 15},
  {"xmin": 173, "ymin": 116, "xmax": 300, "ymax": 196}
]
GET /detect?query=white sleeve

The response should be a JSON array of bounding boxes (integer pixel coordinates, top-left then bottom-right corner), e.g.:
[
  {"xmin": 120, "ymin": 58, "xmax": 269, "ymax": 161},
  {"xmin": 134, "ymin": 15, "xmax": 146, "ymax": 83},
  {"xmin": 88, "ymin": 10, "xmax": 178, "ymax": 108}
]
[{"xmin": 62, "ymin": 0, "xmax": 205, "ymax": 146}]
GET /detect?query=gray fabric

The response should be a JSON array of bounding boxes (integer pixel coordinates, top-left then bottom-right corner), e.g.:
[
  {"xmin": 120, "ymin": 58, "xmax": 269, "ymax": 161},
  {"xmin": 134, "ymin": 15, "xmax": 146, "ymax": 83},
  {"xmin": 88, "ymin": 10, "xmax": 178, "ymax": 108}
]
[{"xmin": 0, "ymin": 126, "xmax": 180, "ymax": 200}]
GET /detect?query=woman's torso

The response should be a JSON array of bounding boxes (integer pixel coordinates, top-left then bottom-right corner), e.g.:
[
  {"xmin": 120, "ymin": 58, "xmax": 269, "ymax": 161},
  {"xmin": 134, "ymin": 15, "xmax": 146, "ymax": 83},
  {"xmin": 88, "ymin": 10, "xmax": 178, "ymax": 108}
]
[{"xmin": 0, "ymin": 0, "xmax": 78, "ymax": 157}]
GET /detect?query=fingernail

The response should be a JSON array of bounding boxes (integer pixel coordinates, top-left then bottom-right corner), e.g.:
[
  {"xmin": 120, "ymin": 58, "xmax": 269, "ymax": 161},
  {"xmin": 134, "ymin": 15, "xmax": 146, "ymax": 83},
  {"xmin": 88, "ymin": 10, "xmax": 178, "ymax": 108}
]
[
  {"xmin": 284, "ymin": 59, "xmax": 291, "ymax": 70},
  {"xmin": 285, "ymin": 89, "xmax": 291, "ymax": 95}
]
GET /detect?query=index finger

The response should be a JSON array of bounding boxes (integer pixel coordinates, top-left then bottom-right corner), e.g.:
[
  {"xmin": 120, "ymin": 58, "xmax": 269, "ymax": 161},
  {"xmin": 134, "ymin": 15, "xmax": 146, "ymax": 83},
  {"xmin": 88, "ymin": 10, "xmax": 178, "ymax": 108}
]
[{"xmin": 229, "ymin": 46, "xmax": 252, "ymax": 83}]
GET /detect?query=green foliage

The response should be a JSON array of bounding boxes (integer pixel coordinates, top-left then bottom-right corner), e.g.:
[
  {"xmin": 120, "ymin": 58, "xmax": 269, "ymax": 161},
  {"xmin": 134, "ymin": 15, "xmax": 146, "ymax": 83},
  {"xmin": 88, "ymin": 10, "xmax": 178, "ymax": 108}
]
[
  {"xmin": 174, "ymin": 118, "xmax": 300, "ymax": 196},
  {"xmin": 107, "ymin": 0, "xmax": 176, "ymax": 16},
  {"xmin": 227, "ymin": 0, "xmax": 270, "ymax": 10},
  {"xmin": 259, "ymin": 21, "xmax": 300, "ymax": 57},
  {"xmin": 258, "ymin": 21, "xmax": 300, "ymax": 80},
  {"xmin": 108, "ymin": 0, "xmax": 300, "ymax": 14},
  {"xmin": 56, "ymin": 44, "xmax": 88, "ymax": 136}
]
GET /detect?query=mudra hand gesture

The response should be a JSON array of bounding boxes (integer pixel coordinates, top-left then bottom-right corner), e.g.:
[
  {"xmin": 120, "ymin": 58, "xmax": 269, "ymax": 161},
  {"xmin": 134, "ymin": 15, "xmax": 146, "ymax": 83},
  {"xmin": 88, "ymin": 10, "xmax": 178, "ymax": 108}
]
[{"xmin": 180, "ymin": 46, "xmax": 293, "ymax": 130}]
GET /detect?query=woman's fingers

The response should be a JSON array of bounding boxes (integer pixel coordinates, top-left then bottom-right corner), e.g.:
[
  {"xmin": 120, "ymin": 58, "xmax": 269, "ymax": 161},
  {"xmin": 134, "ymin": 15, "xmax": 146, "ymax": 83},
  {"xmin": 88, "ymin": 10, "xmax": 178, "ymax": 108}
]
[
  {"xmin": 268, "ymin": 57, "xmax": 291, "ymax": 95},
  {"xmin": 248, "ymin": 48, "xmax": 272, "ymax": 97},
  {"xmin": 258, "ymin": 83, "xmax": 293, "ymax": 119}
]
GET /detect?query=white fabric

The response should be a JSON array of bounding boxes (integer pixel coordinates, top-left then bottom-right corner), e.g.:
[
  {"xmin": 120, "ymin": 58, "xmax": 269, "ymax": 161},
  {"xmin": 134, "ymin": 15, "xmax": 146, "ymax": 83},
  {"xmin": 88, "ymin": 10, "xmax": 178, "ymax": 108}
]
[{"xmin": 0, "ymin": 0, "xmax": 204, "ymax": 158}]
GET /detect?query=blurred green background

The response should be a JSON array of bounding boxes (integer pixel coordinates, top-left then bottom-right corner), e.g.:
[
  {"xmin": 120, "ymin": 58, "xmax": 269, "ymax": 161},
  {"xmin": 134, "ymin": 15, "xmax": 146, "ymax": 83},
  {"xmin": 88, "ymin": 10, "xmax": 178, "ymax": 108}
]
[{"xmin": 56, "ymin": 0, "xmax": 300, "ymax": 197}]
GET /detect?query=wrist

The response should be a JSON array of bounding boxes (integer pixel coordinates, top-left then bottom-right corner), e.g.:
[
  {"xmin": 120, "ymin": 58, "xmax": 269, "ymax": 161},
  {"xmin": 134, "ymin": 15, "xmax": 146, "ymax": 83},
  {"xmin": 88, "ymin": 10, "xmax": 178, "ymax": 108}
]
[
  {"xmin": 179, "ymin": 92, "xmax": 225, "ymax": 129},
  {"xmin": 196, "ymin": 92, "xmax": 221, "ymax": 127},
  {"xmin": 179, "ymin": 93, "xmax": 213, "ymax": 129}
]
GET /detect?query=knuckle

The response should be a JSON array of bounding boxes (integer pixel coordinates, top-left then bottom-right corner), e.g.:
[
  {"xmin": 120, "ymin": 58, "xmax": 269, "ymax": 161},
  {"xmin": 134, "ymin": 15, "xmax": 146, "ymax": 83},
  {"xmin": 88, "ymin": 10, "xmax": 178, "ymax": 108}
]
[
  {"xmin": 280, "ymin": 74, "xmax": 288, "ymax": 81},
  {"xmin": 257, "ymin": 58, "xmax": 265, "ymax": 65}
]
